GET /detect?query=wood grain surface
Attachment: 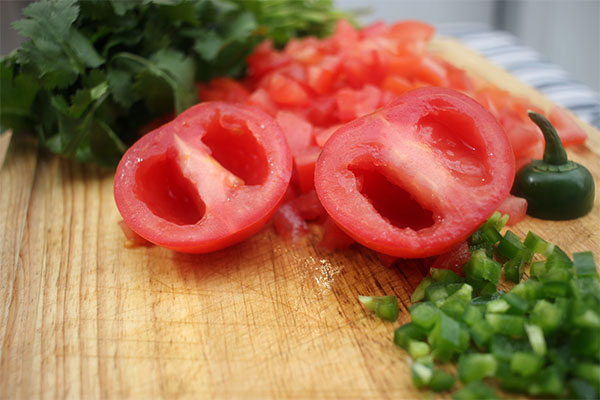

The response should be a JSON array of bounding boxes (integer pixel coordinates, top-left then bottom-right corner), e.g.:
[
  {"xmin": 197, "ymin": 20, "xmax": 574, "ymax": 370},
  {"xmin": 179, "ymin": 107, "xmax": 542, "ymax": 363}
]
[{"xmin": 1, "ymin": 38, "xmax": 599, "ymax": 399}]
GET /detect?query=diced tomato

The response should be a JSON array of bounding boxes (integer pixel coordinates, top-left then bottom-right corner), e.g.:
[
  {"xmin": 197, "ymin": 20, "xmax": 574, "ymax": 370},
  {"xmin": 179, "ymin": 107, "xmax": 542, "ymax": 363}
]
[
  {"xmin": 432, "ymin": 240, "xmax": 470, "ymax": 275},
  {"xmin": 291, "ymin": 190, "xmax": 327, "ymax": 221},
  {"xmin": 307, "ymin": 65, "xmax": 336, "ymax": 95},
  {"xmin": 284, "ymin": 37, "xmax": 322, "ymax": 65},
  {"xmin": 335, "ymin": 84, "xmax": 382, "ymax": 122},
  {"xmin": 377, "ymin": 252, "xmax": 399, "ymax": 267},
  {"xmin": 360, "ymin": 21, "xmax": 390, "ymax": 38},
  {"xmin": 247, "ymin": 39, "xmax": 291, "ymax": 80},
  {"xmin": 303, "ymin": 95, "xmax": 338, "ymax": 127},
  {"xmin": 500, "ymin": 111, "xmax": 544, "ymax": 162},
  {"xmin": 267, "ymin": 73, "xmax": 309, "ymax": 107},
  {"xmin": 497, "ymin": 194, "xmax": 528, "ymax": 226},
  {"xmin": 276, "ymin": 111, "xmax": 314, "ymax": 154},
  {"xmin": 443, "ymin": 61, "xmax": 475, "ymax": 92},
  {"xmin": 330, "ymin": 19, "xmax": 360, "ymax": 52},
  {"xmin": 387, "ymin": 54, "xmax": 418, "ymax": 78},
  {"xmin": 197, "ymin": 77, "xmax": 250, "ymax": 103},
  {"xmin": 273, "ymin": 202, "xmax": 309, "ymax": 241},
  {"xmin": 315, "ymin": 124, "xmax": 342, "ymax": 148},
  {"xmin": 246, "ymin": 88, "xmax": 278, "ymax": 116},
  {"xmin": 413, "ymin": 55, "xmax": 448, "ymax": 87},
  {"xmin": 381, "ymin": 75, "xmax": 413, "ymax": 96},
  {"xmin": 319, "ymin": 216, "xmax": 355, "ymax": 249},
  {"xmin": 294, "ymin": 146, "xmax": 321, "ymax": 193},
  {"xmin": 548, "ymin": 106, "xmax": 588, "ymax": 146},
  {"xmin": 387, "ymin": 20, "xmax": 435, "ymax": 55}
]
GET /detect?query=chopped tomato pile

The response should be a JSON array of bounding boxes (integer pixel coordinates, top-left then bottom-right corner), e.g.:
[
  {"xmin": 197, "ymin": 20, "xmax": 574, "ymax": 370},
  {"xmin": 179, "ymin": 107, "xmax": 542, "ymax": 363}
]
[{"xmin": 116, "ymin": 19, "xmax": 588, "ymax": 260}]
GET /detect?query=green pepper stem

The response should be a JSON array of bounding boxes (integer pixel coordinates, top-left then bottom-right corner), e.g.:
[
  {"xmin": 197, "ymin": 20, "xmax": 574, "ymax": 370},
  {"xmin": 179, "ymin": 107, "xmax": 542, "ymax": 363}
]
[{"xmin": 528, "ymin": 111, "xmax": 568, "ymax": 165}]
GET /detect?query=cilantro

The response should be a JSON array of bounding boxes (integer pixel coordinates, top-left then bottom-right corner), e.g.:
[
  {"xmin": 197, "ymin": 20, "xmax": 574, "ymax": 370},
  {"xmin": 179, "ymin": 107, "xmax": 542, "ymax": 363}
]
[{"xmin": 1, "ymin": 0, "xmax": 347, "ymax": 166}]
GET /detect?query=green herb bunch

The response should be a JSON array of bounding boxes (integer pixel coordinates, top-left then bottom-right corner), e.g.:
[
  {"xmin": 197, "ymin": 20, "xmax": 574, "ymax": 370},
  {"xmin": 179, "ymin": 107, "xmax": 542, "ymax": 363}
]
[{"xmin": 1, "ymin": 0, "xmax": 346, "ymax": 166}]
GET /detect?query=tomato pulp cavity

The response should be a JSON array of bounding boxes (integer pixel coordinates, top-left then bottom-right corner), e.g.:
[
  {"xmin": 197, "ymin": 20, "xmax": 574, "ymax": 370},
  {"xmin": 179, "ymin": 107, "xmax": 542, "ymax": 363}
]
[
  {"xmin": 114, "ymin": 102, "xmax": 292, "ymax": 253},
  {"xmin": 315, "ymin": 87, "xmax": 515, "ymax": 258}
]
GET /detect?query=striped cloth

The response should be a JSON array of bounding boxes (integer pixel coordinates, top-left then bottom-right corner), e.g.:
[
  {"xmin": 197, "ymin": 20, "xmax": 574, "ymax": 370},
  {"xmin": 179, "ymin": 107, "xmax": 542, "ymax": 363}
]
[{"xmin": 437, "ymin": 23, "xmax": 600, "ymax": 129}]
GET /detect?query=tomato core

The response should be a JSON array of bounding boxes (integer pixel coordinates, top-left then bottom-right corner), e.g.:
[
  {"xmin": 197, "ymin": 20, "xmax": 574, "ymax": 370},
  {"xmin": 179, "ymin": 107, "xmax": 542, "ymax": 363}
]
[
  {"xmin": 135, "ymin": 154, "xmax": 206, "ymax": 225},
  {"xmin": 349, "ymin": 166, "xmax": 435, "ymax": 230}
]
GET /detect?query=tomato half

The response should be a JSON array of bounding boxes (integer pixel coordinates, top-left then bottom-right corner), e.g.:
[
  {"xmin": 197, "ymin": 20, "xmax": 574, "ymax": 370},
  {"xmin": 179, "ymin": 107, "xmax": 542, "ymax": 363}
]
[
  {"xmin": 114, "ymin": 102, "xmax": 292, "ymax": 253},
  {"xmin": 314, "ymin": 87, "xmax": 515, "ymax": 258}
]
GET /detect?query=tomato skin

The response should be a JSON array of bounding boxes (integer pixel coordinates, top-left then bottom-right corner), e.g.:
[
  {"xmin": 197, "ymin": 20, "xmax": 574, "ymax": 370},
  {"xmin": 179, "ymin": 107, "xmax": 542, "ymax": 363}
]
[
  {"xmin": 114, "ymin": 102, "xmax": 292, "ymax": 253},
  {"xmin": 315, "ymin": 87, "xmax": 515, "ymax": 258}
]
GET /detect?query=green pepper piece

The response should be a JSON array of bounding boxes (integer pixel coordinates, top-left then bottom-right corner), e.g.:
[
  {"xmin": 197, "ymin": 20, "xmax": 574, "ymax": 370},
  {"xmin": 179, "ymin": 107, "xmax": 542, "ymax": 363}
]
[
  {"xmin": 358, "ymin": 295, "xmax": 399, "ymax": 321},
  {"xmin": 512, "ymin": 111, "xmax": 595, "ymax": 220}
]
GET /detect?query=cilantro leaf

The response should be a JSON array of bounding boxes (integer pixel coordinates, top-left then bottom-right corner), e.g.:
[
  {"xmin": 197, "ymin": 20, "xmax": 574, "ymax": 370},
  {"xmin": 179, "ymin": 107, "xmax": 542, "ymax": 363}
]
[{"xmin": 1, "ymin": 0, "xmax": 348, "ymax": 165}]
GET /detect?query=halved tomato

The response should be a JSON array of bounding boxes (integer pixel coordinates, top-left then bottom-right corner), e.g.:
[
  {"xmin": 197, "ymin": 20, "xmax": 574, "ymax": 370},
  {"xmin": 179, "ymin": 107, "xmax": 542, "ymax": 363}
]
[
  {"xmin": 315, "ymin": 87, "xmax": 515, "ymax": 258},
  {"xmin": 114, "ymin": 102, "xmax": 292, "ymax": 253}
]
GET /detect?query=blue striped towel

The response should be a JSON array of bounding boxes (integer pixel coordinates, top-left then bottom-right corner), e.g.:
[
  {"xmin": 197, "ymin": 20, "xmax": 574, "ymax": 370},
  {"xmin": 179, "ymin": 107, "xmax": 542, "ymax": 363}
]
[{"xmin": 438, "ymin": 23, "xmax": 600, "ymax": 129}]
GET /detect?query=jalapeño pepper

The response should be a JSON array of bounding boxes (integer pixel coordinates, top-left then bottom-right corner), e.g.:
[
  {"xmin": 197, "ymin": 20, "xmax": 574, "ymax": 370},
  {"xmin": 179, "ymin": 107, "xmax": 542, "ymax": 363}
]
[{"xmin": 512, "ymin": 111, "xmax": 595, "ymax": 220}]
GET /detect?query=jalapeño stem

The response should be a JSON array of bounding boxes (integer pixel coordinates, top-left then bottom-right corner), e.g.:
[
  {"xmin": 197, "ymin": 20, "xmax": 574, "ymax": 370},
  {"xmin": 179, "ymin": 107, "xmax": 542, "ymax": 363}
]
[{"xmin": 528, "ymin": 111, "xmax": 568, "ymax": 166}]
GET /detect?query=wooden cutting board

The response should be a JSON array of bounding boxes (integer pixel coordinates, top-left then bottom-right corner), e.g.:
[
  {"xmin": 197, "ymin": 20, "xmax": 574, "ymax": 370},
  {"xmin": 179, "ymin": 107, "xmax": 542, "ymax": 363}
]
[{"xmin": 1, "ymin": 37, "xmax": 599, "ymax": 399}]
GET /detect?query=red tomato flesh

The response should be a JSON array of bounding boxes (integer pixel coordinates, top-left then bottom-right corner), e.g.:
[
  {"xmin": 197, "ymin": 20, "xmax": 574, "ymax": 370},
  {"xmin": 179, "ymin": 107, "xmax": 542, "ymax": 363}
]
[
  {"xmin": 114, "ymin": 102, "xmax": 292, "ymax": 253},
  {"xmin": 315, "ymin": 87, "xmax": 515, "ymax": 258}
]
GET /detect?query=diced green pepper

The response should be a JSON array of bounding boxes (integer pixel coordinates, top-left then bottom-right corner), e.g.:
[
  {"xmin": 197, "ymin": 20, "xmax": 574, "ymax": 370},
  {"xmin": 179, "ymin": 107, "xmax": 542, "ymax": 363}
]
[
  {"xmin": 573, "ymin": 362, "xmax": 600, "ymax": 388},
  {"xmin": 524, "ymin": 230, "xmax": 555, "ymax": 256},
  {"xmin": 452, "ymin": 381, "xmax": 499, "ymax": 400},
  {"xmin": 546, "ymin": 246, "xmax": 573, "ymax": 271},
  {"xmin": 425, "ymin": 283, "xmax": 451, "ymax": 304},
  {"xmin": 358, "ymin": 295, "xmax": 399, "ymax": 321},
  {"xmin": 486, "ymin": 313, "xmax": 525, "ymax": 337},
  {"xmin": 543, "ymin": 281, "xmax": 570, "ymax": 298},
  {"xmin": 571, "ymin": 328, "xmax": 600, "ymax": 357},
  {"xmin": 568, "ymin": 378, "xmax": 599, "ymax": 400},
  {"xmin": 510, "ymin": 279, "xmax": 543, "ymax": 302},
  {"xmin": 393, "ymin": 323, "xmax": 427, "ymax": 349},
  {"xmin": 490, "ymin": 335, "xmax": 531, "ymax": 362},
  {"xmin": 497, "ymin": 230, "xmax": 533, "ymax": 262},
  {"xmin": 525, "ymin": 323, "xmax": 547, "ymax": 356},
  {"xmin": 458, "ymin": 353, "xmax": 497, "ymax": 383},
  {"xmin": 571, "ymin": 299, "xmax": 600, "ymax": 328},
  {"xmin": 439, "ymin": 284, "xmax": 473, "ymax": 320},
  {"xmin": 407, "ymin": 340, "xmax": 431, "ymax": 359},
  {"xmin": 411, "ymin": 359, "xmax": 433, "ymax": 388},
  {"xmin": 510, "ymin": 351, "xmax": 543, "ymax": 377},
  {"xmin": 573, "ymin": 251, "xmax": 599, "ymax": 278},
  {"xmin": 470, "ymin": 319, "xmax": 493, "ymax": 348},
  {"xmin": 463, "ymin": 249, "xmax": 501, "ymax": 285},
  {"xmin": 410, "ymin": 302, "xmax": 440, "ymax": 330},
  {"xmin": 501, "ymin": 374, "xmax": 531, "ymax": 393},
  {"xmin": 429, "ymin": 369, "xmax": 456, "ymax": 392},
  {"xmin": 430, "ymin": 268, "xmax": 464, "ymax": 283},
  {"xmin": 486, "ymin": 298, "xmax": 510, "ymax": 313},
  {"xmin": 530, "ymin": 260, "xmax": 548, "ymax": 277},
  {"xmin": 529, "ymin": 299, "xmax": 564, "ymax": 335},
  {"xmin": 502, "ymin": 292, "xmax": 530, "ymax": 314},
  {"xmin": 504, "ymin": 257, "xmax": 525, "ymax": 283},
  {"xmin": 410, "ymin": 276, "xmax": 432, "ymax": 303},
  {"xmin": 528, "ymin": 366, "xmax": 565, "ymax": 397},
  {"xmin": 461, "ymin": 303, "xmax": 483, "ymax": 326}
]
